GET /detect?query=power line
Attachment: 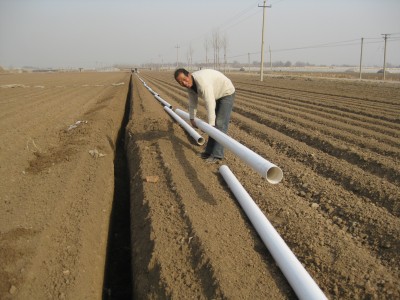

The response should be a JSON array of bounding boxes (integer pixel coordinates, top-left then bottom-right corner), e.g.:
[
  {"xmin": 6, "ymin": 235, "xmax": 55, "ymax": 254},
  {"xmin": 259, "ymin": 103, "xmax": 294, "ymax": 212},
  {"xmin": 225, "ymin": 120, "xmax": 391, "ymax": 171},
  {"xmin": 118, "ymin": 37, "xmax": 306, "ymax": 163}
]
[
  {"xmin": 220, "ymin": 0, "xmax": 284, "ymax": 31},
  {"xmin": 173, "ymin": 1, "xmax": 260, "ymax": 62},
  {"xmin": 228, "ymin": 51, "xmax": 259, "ymax": 59},
  {"xmin": 266, "ymin": 39, "xmax": 386, "ymax": 53},
  {"xmin": 270, "ymin": 0, "xmax": 286, "ymax": 5},
  {"xmin": 227, "ymin": 36, "xmax": 396, "ymax": 60},
  {"xmin": 228, "ymin": 39, "xmax": 367, "ymax": 58},
  {"xmin": 183, "ymin": 1, "xmax": 259, "ymax": 46},
  {"xmin": 273, "ymin": 39, "xmax": 360, "ymax": 51},
  {"xmin": 220, "ymin": 10, "xmax": 261, "ymax": 33},
  {"xmin": 217, "ymin": 1, "xmax": 259, "ymax": 31}
]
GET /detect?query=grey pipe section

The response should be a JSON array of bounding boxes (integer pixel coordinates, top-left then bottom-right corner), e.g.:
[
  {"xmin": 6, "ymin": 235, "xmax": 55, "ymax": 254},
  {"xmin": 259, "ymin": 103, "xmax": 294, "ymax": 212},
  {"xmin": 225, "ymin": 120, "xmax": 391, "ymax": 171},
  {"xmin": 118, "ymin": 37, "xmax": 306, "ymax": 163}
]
[{"xmin": 164, "ymin": 107, "xmax": 205, "ymax": 145}]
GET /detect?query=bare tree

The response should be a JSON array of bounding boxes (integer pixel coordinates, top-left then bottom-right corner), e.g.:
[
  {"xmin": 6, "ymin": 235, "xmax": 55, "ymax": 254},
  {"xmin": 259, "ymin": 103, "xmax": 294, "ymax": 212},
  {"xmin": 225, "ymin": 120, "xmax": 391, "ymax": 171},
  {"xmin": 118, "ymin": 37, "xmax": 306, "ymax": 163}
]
[
  {"xmin": 186, "ymin": 51, "xmax": 190, "ymax": 70},
  {"xmin": 187, "ymin": 43, "xmax": 194, "ymax": 70},
  {"xmin": 203, "ymin": 38, "xmax": 210, "ymax": 68},
  {"xmin": 212, "ymin": 29, "xmax": 221, "ymax": 70},
  {"xmin": 221, "ymin": 34, "xmax": 229, "ymax": 73}
]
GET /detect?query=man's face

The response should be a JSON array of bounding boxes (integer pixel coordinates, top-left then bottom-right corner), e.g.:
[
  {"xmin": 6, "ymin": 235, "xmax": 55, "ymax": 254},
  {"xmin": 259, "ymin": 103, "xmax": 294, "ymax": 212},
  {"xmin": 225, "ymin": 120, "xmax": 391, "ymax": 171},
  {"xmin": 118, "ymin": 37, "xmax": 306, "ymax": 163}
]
[{"xmin": 176, "ymin": 73, "xmax": 193, "ymax": 89}]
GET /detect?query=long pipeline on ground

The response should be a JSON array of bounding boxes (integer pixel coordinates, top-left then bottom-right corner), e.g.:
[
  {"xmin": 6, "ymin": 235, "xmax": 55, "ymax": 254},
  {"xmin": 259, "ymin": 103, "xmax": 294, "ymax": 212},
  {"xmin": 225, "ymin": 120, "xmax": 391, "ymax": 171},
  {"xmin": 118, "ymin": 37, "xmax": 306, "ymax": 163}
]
[
  {"xmin": 175, "ymin": 109, "xmax": 283, "ymax": 184},
  {"xmin": 164, "ymin": 106, "xmax": 205, "ymax": 145},
  {"xmin": 154, "ymin": 94, "xmax": 172, "ymax": 109},
  {"xmin": 136, "ymin": 75, "xmax": 172, "ymax": 108},
  {"xmin": 219, "ymin": 165, "xmax": 327, "ymax": 300}
]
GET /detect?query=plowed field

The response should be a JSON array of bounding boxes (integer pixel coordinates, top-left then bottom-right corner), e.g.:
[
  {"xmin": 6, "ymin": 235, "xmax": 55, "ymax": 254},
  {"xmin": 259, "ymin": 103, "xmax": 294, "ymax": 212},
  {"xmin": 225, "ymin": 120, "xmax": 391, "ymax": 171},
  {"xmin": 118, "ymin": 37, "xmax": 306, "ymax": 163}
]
[
  {"xmin": 1, "ymin": 70, "xmax": 399, "ymax": 300},
  {"xmin": 0, "ymin": 72, "xmax": 131, "ymax": 299},
  {"xmin": 128, "ymin": 71, "xmax": 400, "ymax": 299}
]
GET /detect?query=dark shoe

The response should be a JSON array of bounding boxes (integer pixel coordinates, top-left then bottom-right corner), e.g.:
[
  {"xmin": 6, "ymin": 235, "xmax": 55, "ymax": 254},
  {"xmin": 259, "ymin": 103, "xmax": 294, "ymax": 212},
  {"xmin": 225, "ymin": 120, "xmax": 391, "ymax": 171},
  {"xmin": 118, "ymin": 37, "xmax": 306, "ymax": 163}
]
[
  {"xmin": 205, "ymin": 157, "xmax": 222, "ymax": 164},
  {"xmin": 197, "ymin": 152, "xmax": 211, "ymax": 159}
]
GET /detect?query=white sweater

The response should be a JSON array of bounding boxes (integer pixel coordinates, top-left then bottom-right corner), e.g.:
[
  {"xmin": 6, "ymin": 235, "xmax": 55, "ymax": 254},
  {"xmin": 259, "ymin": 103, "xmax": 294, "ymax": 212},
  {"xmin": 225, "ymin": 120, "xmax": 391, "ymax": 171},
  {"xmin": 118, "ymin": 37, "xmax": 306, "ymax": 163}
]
[{"xmin": 188, "ymin": 69, "xmax": 235, "ymax": 126}]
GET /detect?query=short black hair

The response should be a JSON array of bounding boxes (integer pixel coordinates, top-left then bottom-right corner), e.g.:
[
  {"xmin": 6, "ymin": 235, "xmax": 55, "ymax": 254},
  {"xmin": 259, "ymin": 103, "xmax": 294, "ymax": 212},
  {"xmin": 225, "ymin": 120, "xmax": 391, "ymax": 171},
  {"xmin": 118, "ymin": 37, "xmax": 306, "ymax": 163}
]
[{"xmin": 174, "ymin": 68, "xmax": 189, "ymax": 79}]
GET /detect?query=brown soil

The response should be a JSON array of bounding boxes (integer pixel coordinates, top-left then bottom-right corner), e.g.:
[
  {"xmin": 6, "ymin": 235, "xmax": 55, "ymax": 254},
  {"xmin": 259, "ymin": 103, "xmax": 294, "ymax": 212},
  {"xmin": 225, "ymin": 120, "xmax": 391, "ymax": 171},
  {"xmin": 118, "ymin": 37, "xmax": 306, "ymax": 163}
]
[
  {"xmin": 127, "ymin": 71, "xmax": 399, "ymax": 299},
  {"xmin": 0, "ymin": 72, "xmax": 131, "ymax": 299},
  {"xmin": 1, "ymin": 70, "xmax": 399, "ymax": 299}
]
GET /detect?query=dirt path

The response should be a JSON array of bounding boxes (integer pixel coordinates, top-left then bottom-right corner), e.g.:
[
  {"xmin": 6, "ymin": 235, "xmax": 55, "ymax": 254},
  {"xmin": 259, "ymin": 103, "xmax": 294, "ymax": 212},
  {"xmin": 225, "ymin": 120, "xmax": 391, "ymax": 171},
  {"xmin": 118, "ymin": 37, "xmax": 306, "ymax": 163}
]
[
  {"xmin": 128, "ymin": 71, "xmax": 400, "ymax": 299},
  {"xmin": 0, "ymin": 72, "xmax": 130, "ymax": 299}
]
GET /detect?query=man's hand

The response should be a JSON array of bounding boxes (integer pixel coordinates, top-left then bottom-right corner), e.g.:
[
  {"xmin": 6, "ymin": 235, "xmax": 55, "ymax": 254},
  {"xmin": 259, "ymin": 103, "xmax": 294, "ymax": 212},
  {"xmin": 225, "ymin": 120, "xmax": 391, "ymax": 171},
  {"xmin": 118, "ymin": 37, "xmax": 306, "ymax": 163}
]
[{"xmin": 190, "ymin": 119, "xmax": 197, "ymax": 128}]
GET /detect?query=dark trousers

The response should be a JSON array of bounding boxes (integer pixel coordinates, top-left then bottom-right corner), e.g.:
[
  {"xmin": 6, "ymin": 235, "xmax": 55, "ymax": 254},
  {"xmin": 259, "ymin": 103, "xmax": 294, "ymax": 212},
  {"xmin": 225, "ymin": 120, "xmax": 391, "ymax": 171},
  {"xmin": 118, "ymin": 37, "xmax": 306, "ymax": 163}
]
[{"xmin": 205, "ymin": 92, "xmax": 235, "ymax": 158}]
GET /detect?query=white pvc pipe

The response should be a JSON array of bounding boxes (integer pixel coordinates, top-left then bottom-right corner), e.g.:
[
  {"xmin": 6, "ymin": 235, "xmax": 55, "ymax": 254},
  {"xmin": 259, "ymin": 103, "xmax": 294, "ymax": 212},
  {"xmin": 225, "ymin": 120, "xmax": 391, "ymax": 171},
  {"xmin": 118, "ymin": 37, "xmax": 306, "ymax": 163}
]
[
  {"xmin": 137, "ymin": 77, "xmax": 173, "ymax": 109},
  {"xmin": 147, "ymin": 87, "xmax": 159, "ymax": 96},
  {"xmin": 164, "ymin": 107, "xmax": 205, "ymax": 145},
  {"xmin": 219, "ymin": 165, "xmax": 327, "ymax": 300},
  {"xmin": 138, "ymin": 77, "xmax": 159, "ymax": 96},
  {"xmin": 154, "ymin": 94, "xmax": 172, "ymax": 109},
  {"xmin": 175, "ymin": 108, "xmax": 283, "ymax": 184}
]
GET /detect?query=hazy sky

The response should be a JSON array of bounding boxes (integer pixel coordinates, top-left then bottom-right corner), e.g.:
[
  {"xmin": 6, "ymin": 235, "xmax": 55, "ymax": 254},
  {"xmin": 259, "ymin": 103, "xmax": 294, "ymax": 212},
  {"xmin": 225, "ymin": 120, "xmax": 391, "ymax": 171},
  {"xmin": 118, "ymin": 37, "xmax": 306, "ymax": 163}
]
[{"xmin": 1, "ymin": 0, "xmax": 399, "ymax": 69}]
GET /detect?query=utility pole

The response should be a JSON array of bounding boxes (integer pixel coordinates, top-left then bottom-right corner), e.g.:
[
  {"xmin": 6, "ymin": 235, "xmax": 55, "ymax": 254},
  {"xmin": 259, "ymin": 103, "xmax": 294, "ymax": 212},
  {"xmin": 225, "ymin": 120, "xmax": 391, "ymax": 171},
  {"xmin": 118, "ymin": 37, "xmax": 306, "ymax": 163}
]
[
  {"xmin": 248, "ymin": 53, "xmax": 251, "ymax": 72},
  {"xmin": 259, "ymin": 0, "xmax": 271, "ymax": 81},
  {"xmin": 359, "ymin": 37, "xmax": 364, "ymax": 80},
  {"xmin": 269, "ymin": 45, "xmax": 272, "ymax": 71},
  {"xmin": 381, "ymin": 34, "xmax": 389, "ymax": 80},
  {"xmin": 175, "ymin": 44, "xmax": 180, "ymax": 68}
]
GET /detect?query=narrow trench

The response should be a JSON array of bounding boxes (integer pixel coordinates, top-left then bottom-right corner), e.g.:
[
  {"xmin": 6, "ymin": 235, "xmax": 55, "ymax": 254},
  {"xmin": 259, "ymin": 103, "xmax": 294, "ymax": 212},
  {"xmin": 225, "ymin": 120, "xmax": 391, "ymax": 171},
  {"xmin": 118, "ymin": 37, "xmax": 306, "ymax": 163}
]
[{"xmin": 102, "ymin": 75, "xmax": 133, "ymax": 299}]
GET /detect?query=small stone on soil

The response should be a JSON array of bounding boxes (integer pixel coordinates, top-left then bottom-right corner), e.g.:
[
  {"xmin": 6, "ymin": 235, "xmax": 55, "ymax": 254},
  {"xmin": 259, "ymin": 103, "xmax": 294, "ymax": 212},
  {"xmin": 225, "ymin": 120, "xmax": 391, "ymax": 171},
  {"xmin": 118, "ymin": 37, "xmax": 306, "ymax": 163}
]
[
  {"xmin": 311, "ymin": 203, "xmax": 319, "ymax": 209},
  {"xmin": 145, "ymin": 175, "xmax": 159, "ymax": 183},
  {"xmin": 9, "ymin": 285, "xmax": 17, "ymax": 295}
]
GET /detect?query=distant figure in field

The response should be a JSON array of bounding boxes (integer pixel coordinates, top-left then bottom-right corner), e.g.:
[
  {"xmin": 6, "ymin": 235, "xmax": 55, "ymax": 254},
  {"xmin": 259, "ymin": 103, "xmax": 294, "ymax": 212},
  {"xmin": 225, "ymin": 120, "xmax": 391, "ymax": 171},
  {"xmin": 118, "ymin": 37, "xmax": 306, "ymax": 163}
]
[{"xmin": 174, "ymin": 68, "xmax": 235, "ymax": 164}]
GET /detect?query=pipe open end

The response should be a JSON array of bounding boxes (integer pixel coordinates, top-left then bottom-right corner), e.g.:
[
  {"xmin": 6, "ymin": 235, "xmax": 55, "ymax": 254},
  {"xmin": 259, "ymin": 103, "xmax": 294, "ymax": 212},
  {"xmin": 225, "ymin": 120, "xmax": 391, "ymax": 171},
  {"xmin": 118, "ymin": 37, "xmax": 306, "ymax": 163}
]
[
  {"xmin": 197, "ymin": 137, "xmax": 205, "ymax": 145},
  {"xmin": 266, "ymin": 166, "xmax": 283, "ymax": 184}
]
